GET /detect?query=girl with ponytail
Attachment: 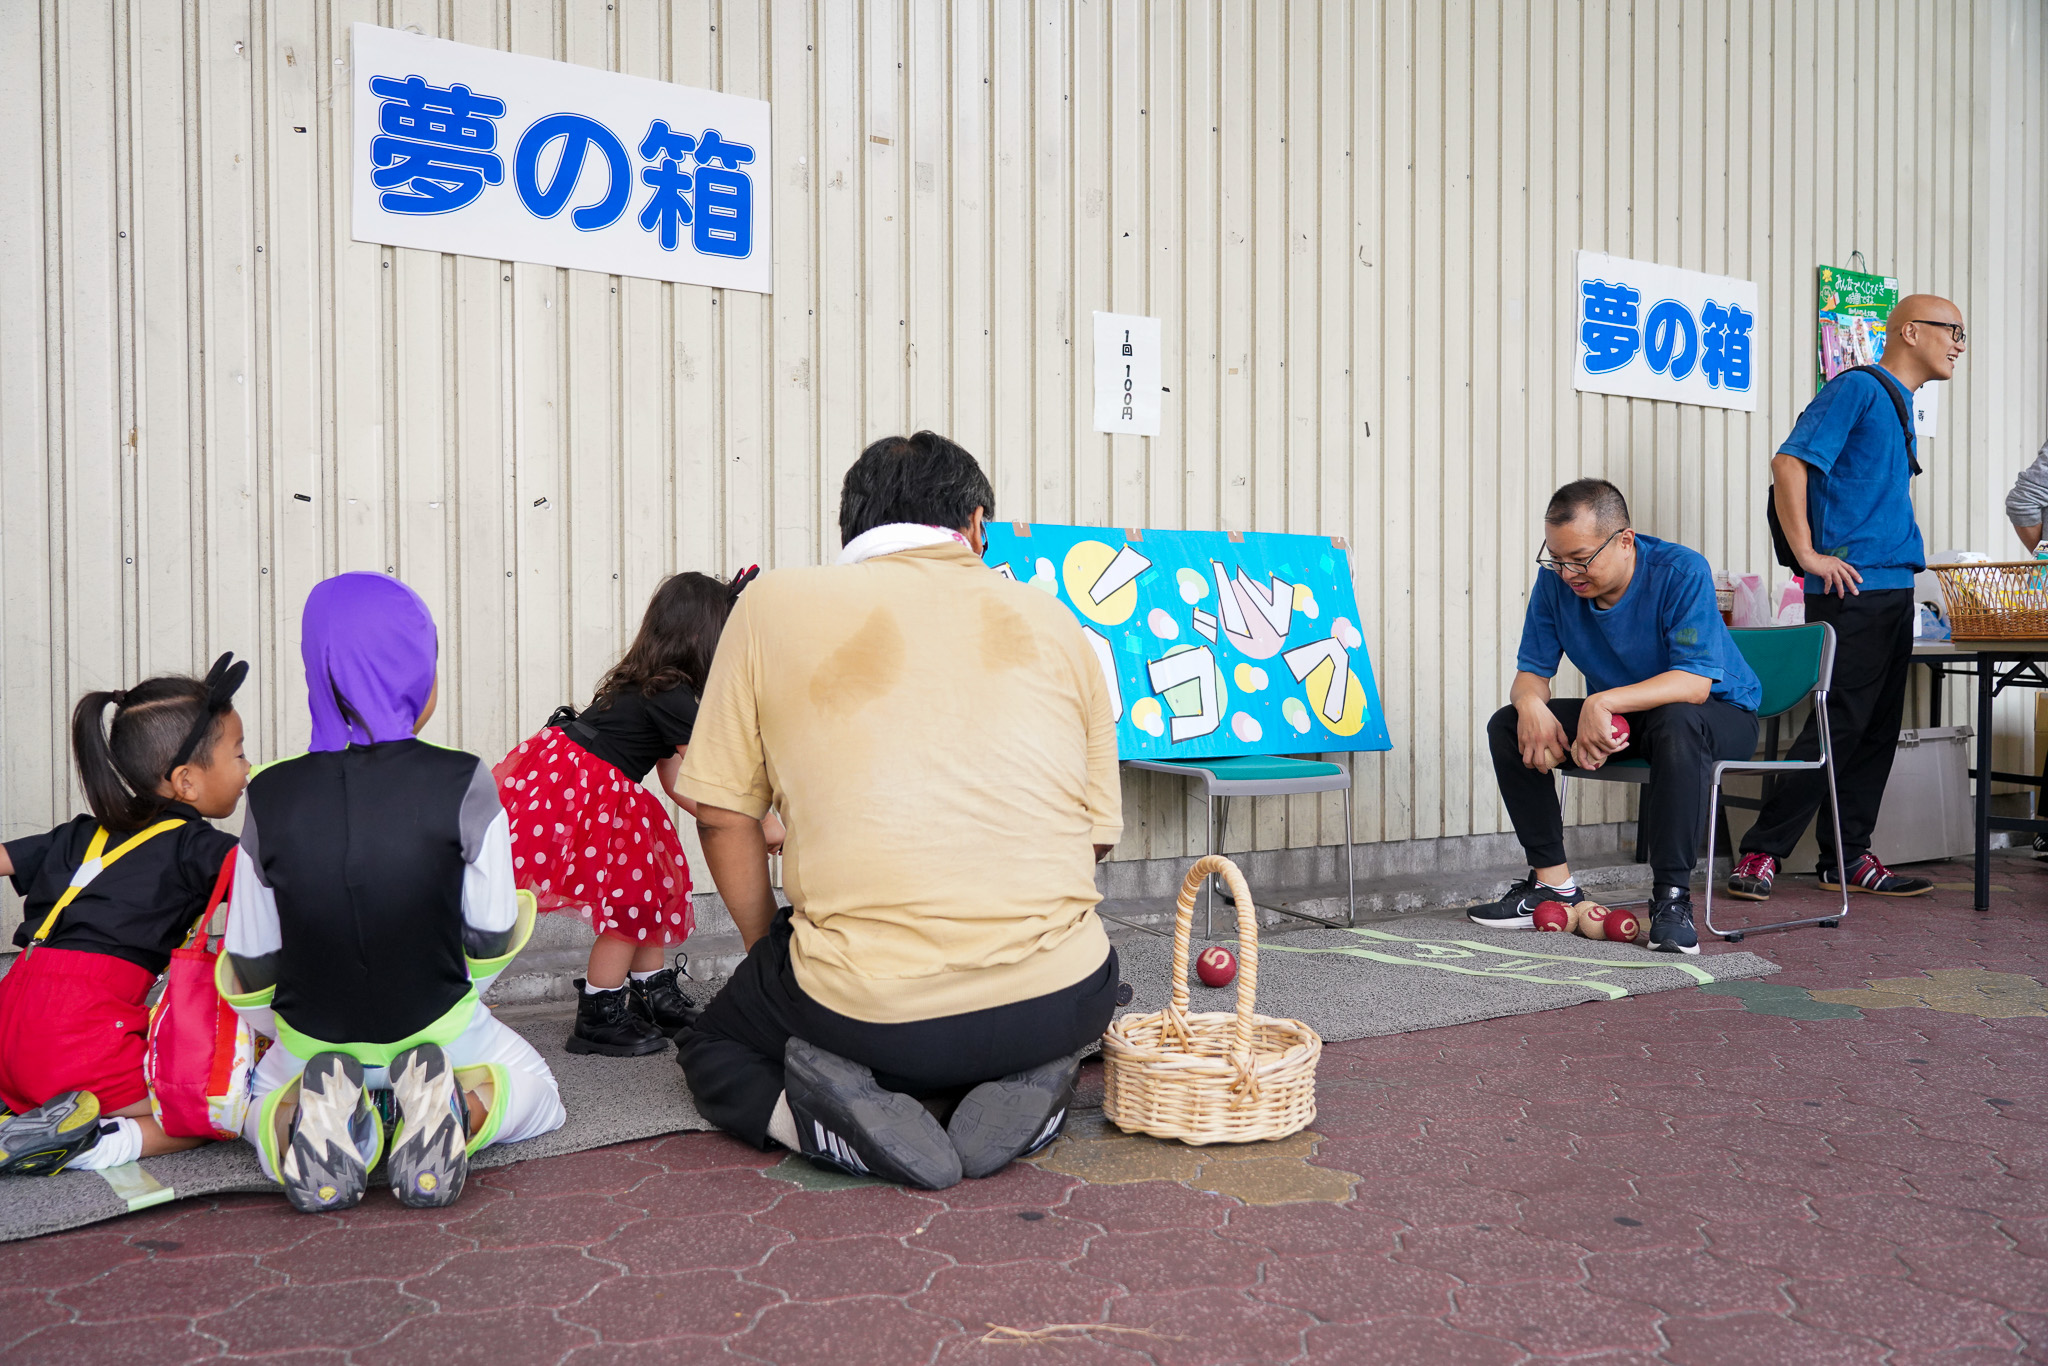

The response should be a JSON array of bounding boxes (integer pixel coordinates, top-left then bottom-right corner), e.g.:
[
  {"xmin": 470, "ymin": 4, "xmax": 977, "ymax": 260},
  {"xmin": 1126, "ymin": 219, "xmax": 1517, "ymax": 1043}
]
[{"xmin": 0, "ymin": 657, "xmax": 250, "ymax": 1175}]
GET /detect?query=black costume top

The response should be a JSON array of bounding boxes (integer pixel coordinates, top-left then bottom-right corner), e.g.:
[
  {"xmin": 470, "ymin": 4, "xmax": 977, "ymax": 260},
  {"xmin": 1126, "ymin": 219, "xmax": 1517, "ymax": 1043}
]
[
  {"xmin": 555, "ymin": 685, "xmax": 698, "ymax": 782},
  {"xmin": 5, "ymin": 804, "xmax": 236, "ymax": 974},
  {"xmin": 233, "ymin": 740, "xmax": 511, "ymax": 1045}
]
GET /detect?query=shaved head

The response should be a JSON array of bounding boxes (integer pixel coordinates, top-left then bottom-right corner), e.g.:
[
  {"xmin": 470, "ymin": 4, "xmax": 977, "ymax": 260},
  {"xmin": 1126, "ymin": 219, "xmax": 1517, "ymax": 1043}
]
[
  {"xmin": 1881, "ymin": 292, "xmax": 1967, "ymax": 386},
  {"xmin": 1886, "ymin": 293, "xmax": 1961, "ymax": 329}
]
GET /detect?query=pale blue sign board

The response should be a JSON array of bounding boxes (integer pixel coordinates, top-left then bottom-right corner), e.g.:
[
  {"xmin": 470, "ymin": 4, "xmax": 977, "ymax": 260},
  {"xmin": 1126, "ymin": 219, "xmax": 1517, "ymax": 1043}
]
[{"xmin": 983, "ymin": 523, "xmax": 1392, "ymax": 761}]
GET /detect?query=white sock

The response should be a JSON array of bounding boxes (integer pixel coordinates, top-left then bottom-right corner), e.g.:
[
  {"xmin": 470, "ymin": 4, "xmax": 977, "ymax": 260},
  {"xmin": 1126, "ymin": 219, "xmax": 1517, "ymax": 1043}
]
[
  {"xmin": 765, "ymin": 1091, "xmax": 800, "ymax": 1150},
  {"xmin": 64, "ymin": 1117, "xmax": 143, "ymax": 1171},
  {"xmin": 584, "ymin": 979, "xmax": 625, "ymax": 995},
  {"xmin": 629, "ymin": 968, "xmax": 659, "ymax": 983},
  {"xmin": 1539, "ymin": 874, "xmax": 1578, "ymax": 893}
]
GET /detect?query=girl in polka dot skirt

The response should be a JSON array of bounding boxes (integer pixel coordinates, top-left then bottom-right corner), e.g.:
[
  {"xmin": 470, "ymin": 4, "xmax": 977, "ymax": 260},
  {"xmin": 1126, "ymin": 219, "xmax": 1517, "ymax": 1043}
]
[{"xmin": 492, "ymin": 569, "xmax": 782, "ymax": 1057}]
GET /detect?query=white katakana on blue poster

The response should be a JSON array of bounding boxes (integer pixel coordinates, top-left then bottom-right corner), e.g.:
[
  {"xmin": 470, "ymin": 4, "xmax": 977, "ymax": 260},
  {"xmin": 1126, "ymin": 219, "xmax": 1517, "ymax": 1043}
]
[{"xmin": 351, "ymin": 24, "xmax": 771, "ymax": 294}]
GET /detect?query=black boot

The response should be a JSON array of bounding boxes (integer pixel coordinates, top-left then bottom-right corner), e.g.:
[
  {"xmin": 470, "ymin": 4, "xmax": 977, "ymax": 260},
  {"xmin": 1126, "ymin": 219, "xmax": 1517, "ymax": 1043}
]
[
  {"xmin": 566, "ymin": 980, "xmax": 670, "ymax": 1056},
  {"xmin": 628, "ymin": 961, "xmax": 700, "ymax": 1038}
]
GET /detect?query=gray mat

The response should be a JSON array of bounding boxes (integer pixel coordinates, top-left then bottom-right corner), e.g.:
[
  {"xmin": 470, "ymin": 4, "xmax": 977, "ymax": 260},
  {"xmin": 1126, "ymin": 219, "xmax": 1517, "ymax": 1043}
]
[
  {"xmin": 0, "ymin": 1007, "xmax": 712, "ymax": 1243},
  {"xmin": 1112, "ymin": 915, "xmax": 1780, "ymax": 1037},
  {"xmin": 5, "ymin": 920, "xmax": 1777, "ymax": 1242}
]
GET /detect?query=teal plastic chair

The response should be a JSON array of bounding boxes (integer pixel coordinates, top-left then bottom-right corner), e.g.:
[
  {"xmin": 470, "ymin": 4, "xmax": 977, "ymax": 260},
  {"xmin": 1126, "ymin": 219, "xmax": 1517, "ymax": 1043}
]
[
  {"xmin": 1126, "ymin": 756, "xmax": 1355, "ymax": 935},
  {"xmin": 1705, "ymin": 623, "xmax": 1849, "ymax": 940},
  {"xmin": 1559, "ymin": 623, "xmax": 1847, "ymax": 940}
]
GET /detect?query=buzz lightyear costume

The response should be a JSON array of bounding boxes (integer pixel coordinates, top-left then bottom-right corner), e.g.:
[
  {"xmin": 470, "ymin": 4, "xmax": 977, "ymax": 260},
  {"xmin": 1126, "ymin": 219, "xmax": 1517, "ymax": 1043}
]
[{"xmin": 223, "ymin": 573, "xmax": 564, "ymax": 1209}]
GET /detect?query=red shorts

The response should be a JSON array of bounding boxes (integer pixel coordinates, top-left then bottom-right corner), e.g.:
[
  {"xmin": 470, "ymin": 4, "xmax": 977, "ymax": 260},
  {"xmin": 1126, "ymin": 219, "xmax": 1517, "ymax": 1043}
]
[{"xmin": 0, "ymin": 946, "xmax": 155, "ymax": 1115}]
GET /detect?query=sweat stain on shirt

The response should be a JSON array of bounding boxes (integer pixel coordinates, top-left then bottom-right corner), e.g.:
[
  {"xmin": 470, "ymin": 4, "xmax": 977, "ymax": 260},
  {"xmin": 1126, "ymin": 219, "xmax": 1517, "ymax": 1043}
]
[{"xmin": 810, "ymin": 607, "xmax": 906, "ymax": 716}]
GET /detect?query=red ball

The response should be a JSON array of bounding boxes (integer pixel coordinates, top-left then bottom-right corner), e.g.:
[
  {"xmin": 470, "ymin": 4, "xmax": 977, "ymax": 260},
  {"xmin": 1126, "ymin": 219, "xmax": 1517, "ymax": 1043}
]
[
  {"xmin": 1609, "ymin": 713, "xmax": 1631, "ymax": 748},
  {"xmin": 1531, "ymin": 900, "xmax": 1576, "ymax": 933},
  {"xmin": 1605, "ymin": 907, "xmax": 1644, "ymax": 944},
  {"xmin": 1196, "ymin": 945, "xmax": 1238, "ymax": 987}
]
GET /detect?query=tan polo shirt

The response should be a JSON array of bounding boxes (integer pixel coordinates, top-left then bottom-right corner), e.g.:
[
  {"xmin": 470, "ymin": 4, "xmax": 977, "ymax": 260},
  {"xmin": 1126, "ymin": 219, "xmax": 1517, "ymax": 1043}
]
[{"xmin": 676, "ymin": 540, "xmax": 1121, "ymax": 1023}]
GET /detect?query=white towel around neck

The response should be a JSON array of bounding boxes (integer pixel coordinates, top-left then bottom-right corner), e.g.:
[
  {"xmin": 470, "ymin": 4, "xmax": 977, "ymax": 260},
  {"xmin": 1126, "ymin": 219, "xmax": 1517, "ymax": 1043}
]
[{"xmin": 836, "ymin": 522, "xmax": 971, "ymax": 565}]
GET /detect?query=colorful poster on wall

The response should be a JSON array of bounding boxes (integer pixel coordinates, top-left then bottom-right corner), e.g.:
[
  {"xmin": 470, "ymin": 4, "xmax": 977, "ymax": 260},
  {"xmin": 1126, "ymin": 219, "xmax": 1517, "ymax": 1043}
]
[
  {"xmin": 350, "ymin": 24, "xmax": 772, "ymax": 293},
  {"xmin": 1816, "ymin": 265, "xmax": 1897, "ymax": 386},
  {"xmin": 1816, "ymin": 264, "xmax": 1939, "ymax": 436},
  {"xmin": 982, "ymin": 523, "xmax": 1392, "ymax": 760},
  {"xmin": 1572, "ymin": 251, "xmax": 1760, "ymax": 412}
]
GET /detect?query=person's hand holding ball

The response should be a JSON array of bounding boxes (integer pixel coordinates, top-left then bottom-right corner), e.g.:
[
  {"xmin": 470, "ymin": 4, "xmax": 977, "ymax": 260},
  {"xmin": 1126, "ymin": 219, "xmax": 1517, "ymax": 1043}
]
[
  {"xmin": 1570, "ymin": 695, "xmax": 1630, "ymax": 771},
  {"xmin": 1516, "ymin": 700, "xmax": 1571, "ymax": 774}
]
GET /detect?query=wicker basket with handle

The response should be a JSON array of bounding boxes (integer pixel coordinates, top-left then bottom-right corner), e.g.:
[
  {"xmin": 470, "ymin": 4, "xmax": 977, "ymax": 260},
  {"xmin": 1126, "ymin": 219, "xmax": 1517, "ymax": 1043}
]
[
  {"xmin": 1101, "ymin": 854, "xmax": 1321, "ymax": 1145},
  {"xmin": 1932, "ymin": 561, "xmax": 2048, "ymax": 641}
]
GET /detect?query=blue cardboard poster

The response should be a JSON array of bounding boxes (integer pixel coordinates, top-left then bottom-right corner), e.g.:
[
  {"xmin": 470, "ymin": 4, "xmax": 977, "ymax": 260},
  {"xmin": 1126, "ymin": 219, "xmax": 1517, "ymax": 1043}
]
[{"xmin": 983, "ymin": 523, "xmax": 1392, "ymax": 761}]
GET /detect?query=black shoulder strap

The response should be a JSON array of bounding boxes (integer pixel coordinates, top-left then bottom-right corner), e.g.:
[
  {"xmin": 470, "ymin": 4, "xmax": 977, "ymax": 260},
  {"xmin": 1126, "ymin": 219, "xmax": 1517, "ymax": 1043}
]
[{"xmin": 1841, "ymin": 364, "xmax": 1920, "ymax": 475}]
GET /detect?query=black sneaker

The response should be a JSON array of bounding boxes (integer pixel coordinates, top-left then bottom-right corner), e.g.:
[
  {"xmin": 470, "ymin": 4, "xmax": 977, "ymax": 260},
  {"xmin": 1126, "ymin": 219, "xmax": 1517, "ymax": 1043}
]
[
  {"xmin": 1648, "ymin": 886, "xmax": 1700, "ymax": 955},
  {"xmin": 1469, "ymin": 874, "xmax": 1585, "ymax": 929},
  {"xmin": 1819, "ymin": 853, "xmax": 1934, "ymax": 897},
  {"xmin": 783, "ymin": 1038, "xmax": 962, "ymax": 1190},
  {"xmin": 0, "ymin": 1091, "xmax": 103, "ymax": 1176},
  {"xmin": 387, "ymin": 1043, "xmax": 469, "ymax": 1209},
  {"xmin": 566, "ymin": 981, "xmax": 670, "ymax": 1057},
  {"xmin": 281, "ymin": 1053, "xmax": 375, "ymax": 1214},
  {"xmin": 947, "ymin": 1051, "xmax": 1084, "ymax": 1179},
  {"xmin": 628, "ymin": 960, "xmax": 700, "ymax": 1038}
]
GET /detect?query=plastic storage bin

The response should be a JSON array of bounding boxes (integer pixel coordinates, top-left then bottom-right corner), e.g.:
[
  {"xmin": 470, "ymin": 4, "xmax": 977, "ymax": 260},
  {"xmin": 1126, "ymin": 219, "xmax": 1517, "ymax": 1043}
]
[{"xmin": 1866, "ymin": 726, "xmax": 1973, "ymax": 866}]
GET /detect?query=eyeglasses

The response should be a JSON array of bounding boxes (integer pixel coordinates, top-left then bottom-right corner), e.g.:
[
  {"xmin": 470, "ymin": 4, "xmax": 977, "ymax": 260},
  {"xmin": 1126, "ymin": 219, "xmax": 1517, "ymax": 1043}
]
[
  {"xmin": 1536, "ymin": 528, "xmax": 1625, "ymax": 577},
  {"xmin": 1910, "ymin": 319, "xmax": 1966, "ymax": 346}
]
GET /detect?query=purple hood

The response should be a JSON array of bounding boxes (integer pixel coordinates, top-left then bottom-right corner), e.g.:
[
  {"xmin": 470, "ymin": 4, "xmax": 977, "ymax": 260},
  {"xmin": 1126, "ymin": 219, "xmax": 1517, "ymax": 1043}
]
[{"xmin": 301, "ymin": 573, "xmax": 439, "ymax": 751}]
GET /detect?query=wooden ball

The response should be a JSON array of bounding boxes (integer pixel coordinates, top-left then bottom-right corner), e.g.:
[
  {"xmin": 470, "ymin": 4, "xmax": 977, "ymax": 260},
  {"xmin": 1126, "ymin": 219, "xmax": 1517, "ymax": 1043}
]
[{"xmin": 1576, "ymin": 902, "xmax": 1616, "ymax": 940}]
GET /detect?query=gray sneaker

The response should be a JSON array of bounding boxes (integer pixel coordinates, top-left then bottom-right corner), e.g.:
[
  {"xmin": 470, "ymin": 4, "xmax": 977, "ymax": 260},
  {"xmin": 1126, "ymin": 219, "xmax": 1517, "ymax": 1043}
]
[
  {"xmin": 281, "ymin": 1052, "xmax": 375, "ymax": 1214},
  {"xmin": 947, "ymin": 1052, "xmax": 1084, "ymax": 1179},
  {"xmin": 0, "ymin": 1091, "xmax": 103, "ymax": 1176},
  {"xmin": 387, "ymin": 1043, "xmax": 469, "ymax": 1209},
  {"xmin": 783, "ymin": 1038, "xmax": 962, "ymax": 1190}
]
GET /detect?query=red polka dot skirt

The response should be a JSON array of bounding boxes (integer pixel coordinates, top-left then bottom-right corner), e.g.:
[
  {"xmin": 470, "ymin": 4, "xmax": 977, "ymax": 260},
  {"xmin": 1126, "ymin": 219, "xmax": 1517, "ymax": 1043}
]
[{"xmin": 492, "ymin": 727, "xmax": 694, "ymax": 944}]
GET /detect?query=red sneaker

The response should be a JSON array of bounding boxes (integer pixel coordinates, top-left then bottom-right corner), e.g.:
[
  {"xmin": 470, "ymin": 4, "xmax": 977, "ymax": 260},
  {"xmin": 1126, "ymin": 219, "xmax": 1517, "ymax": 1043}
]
[{"xmin": 1725, "ymin": 852, "xmax": 1778, "ymax": 901}]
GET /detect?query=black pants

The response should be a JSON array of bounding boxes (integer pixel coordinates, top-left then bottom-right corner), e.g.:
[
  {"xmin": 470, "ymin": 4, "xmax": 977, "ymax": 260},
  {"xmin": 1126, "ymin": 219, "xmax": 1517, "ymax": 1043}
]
[
  {"xmin": 1740, "ymin": 587, "xmax": 1913, "ymax": 867},
  {"xmin": 676, "ymin": 908, "xmax": 1120, "ymax": 1149},
  {"xmin": 1488, "ymin": 698, "xmax": 1760, "ymax": 888}
]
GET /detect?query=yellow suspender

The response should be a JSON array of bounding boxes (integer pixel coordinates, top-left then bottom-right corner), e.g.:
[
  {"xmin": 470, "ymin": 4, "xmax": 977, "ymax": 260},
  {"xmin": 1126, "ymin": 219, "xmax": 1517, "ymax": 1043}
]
[{"xmin": 26, "ymin": 819, "xmax": 188, "ymax": 947}]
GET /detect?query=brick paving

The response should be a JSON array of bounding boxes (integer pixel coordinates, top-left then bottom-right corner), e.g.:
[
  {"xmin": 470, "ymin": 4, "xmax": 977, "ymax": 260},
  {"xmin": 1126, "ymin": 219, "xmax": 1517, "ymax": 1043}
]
[{"xmin": 4, "ymin": 862, "xmax": 2044, "ymax": 1365}]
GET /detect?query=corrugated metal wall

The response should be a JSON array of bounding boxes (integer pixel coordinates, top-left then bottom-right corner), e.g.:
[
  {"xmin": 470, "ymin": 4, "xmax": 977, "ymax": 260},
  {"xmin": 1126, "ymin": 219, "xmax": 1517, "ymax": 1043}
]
[{"xmin": 4, "ymin": 1, "xmax": 2044, "ymax": 867}]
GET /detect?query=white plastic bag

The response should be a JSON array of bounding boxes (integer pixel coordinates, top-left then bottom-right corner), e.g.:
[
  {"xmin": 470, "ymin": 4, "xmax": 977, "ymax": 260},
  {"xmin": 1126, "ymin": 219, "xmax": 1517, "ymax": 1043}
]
[
  {"xmin": 1773, "ymin": 578, "xmax": 1805, "ymax": 626},
  {"xmin": 1730, "ymin": 573, "xmax": 1770, "ymax": 628}
]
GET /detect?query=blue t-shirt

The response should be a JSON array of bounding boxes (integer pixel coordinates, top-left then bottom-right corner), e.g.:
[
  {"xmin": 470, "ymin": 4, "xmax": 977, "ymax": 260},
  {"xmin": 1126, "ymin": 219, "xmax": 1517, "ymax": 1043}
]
[
  {"xmin": 1779, "ymin": 367, "xmax": 1927, "ymax": 592},
  {"xmin": 1516, "ymin": 534, "xmax": 1762, "ymax": 712}
]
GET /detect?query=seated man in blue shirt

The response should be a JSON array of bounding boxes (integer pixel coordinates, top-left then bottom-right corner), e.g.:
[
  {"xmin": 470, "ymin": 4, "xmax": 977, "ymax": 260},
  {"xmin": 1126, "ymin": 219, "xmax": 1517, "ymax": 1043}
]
[
  {"xmin": 1471, "ymin": 479, "xmax": 1761, "ymax": 954},
  {"xmin": 1727, "ymin": 294, "xmax": 1964, "ymax": 902}
]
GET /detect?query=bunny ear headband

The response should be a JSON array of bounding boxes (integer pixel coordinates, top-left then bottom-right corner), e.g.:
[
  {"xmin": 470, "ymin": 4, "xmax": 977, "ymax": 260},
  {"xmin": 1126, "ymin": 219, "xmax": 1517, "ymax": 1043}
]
[
  {"xmin": 728, "ymin": 565, "xmax": 762, "ymax": 600},
  {"xmin": 166, "ymin": 652, "xmax": 248, "ymax": 776}
]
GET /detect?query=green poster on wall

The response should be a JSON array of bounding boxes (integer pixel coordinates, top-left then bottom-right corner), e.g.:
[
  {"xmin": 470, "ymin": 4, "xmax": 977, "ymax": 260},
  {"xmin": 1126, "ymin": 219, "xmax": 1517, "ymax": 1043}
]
[{"xmin": 1816, "ymin": 265, "xmax": 1898, "ymax": 388}]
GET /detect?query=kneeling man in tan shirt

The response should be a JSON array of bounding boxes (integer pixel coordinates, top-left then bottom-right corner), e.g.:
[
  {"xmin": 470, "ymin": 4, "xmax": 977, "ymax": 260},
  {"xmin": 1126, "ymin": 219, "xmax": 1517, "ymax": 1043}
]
[{"xmin": 675, "ymin": 431, "xmax": 1122, "ymax": 1189}]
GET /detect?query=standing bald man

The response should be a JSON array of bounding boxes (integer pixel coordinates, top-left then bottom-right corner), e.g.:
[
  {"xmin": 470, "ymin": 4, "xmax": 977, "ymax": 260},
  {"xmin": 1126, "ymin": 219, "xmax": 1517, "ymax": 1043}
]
[{"xmin": 1728, "ymin": 294, "xmax": 1967, "ymax": 902}]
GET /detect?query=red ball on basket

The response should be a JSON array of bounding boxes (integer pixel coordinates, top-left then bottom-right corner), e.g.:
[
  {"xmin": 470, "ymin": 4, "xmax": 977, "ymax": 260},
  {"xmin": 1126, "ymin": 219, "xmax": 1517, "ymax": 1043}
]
[
  {"xmin": 1196, "ymin": 945, "xmax": 1238, "ymax": 987},
  {"xmin": 1531, "ymin": 899, "xmax": 1578, "ymax": 933}
]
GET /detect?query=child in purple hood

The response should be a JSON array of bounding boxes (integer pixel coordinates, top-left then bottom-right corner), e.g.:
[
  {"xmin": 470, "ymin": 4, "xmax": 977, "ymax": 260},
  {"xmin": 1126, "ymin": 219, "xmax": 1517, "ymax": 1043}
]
[{"xmin": 223, "ymin": 573, "xmax": 564, "ymax": 1214}]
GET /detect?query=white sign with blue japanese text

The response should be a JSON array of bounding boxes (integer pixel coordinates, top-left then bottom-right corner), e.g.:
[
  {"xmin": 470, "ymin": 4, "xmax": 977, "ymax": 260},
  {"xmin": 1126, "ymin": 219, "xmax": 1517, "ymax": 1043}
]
[
  {"xmin": 1572, "ymin": 251, "xmax": 1757, "ymax": 412},
  {"xmin": 350, "ymin": 24, "xmax": 771, "ymax": 294}
]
